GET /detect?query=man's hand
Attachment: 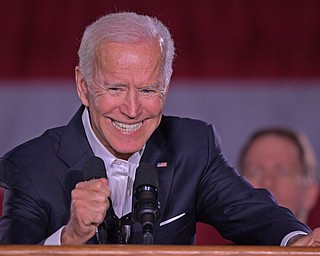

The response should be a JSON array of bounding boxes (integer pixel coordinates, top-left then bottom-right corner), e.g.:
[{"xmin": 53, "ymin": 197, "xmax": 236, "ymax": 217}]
[
  {"xmin": 61, "ymin": 178, "xmax": 111, "ymax": 244},
  {"xmin": 289, "ymin": 228, "xmax": 320, "ymax": 246}
]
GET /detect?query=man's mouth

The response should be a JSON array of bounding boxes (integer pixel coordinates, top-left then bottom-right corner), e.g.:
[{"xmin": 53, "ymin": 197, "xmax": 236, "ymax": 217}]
[{"xmin": 112, "ymin": 120, "xmax": 143, "ymax": 133}]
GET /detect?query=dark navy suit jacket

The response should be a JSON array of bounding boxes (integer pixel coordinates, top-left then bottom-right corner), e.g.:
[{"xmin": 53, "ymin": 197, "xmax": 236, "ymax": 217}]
[{"xmin": 0, "ymin": 106, "xmax": 310, "ymax": 244}]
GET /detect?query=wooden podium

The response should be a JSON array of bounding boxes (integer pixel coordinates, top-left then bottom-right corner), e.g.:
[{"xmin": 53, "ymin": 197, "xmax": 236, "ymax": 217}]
[{"xmin": 0, "ymin": 245, "xmax": 319, "ymax": 256}]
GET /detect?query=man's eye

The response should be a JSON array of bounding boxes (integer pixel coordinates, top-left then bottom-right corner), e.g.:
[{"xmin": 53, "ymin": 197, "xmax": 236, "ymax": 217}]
[
  {"xmin": 109, "ymin": 87, "xmax": 121, "ymax": 91},
  {"xmin": 277, "ymin": 168, "xmax": 291, "ymax": 177},
  {"xmin": 106, "ymin": 87, "xmax": 126, "ymax": 94},
  {"xmin": 140, "ymin": 86, "xmax": 161, "ymax": 94},
  {"xmin": 141, "ymin": 89, "xmax": 155, "ymax": 93}
]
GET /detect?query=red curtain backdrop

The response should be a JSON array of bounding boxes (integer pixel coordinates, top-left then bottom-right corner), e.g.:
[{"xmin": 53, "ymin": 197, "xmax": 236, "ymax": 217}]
[{"xmin": 1, "ymin": 0, "xmax": 320, "ymax": 80}]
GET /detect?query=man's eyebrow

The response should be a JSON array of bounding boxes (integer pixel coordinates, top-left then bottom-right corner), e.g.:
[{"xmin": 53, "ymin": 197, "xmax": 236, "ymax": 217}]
[
  {"xmin": 100, "ymin": 82, "xmax": 127, "ymax": 88},
  {"xmin": 141, "ymin": 84, "xmax": 160, "ymax": 88},
  {"xmin": 141, "ymin": 83, "xmax": 163, "ymax": 88}
]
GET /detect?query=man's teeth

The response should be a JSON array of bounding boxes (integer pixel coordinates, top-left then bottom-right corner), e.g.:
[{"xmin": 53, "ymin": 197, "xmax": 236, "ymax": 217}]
[{"xmin": 113, "ymin": 121, "xmax": 142, "ymax": 133}]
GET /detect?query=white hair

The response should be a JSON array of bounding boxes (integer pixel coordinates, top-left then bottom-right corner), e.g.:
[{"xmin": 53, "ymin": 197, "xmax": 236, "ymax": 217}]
[{"xmin": 77, "ymin": 12, "xmax": 175, "ymax": 89}]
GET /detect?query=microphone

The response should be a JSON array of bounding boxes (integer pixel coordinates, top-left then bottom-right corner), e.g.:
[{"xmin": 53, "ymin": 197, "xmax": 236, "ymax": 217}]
[
  {"xmin": 83, "ymin": 156, "xmax": 119, "ymax": 244},
  {"xmin": 133, "ymin": 163, "xmax": 160, "ymax": 244},
  {"xmin": 83, "ymin": 156, "xmax": 106, "ymax": 180}
]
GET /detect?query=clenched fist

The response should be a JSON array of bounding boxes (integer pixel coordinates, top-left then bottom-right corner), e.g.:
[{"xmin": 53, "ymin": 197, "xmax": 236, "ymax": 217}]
[{"xmin": 61, "ymin": 178, "xmax": 111, "ymax": 244}]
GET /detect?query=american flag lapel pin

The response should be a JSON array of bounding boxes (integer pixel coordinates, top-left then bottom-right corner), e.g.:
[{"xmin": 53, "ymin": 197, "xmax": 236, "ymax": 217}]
[{"xmin": 157, "ymin": 162, "xmax": 167, "ymax": 168}]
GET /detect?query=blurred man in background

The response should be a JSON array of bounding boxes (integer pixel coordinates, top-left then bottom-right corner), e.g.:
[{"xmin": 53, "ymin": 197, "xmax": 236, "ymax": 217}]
[
  {"xmin": 197, "ymin": 127, "xmax": 319, "ymax": 245},
  {"xmin": 238, "ymin": 127, "xmax": 319, "ymax": 224}
]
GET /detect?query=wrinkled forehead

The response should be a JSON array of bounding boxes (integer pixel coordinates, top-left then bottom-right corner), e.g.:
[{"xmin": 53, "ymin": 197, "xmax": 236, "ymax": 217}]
[{"xmin": 94, "ymin": 40, "xmax": 165, "ymax": 82}]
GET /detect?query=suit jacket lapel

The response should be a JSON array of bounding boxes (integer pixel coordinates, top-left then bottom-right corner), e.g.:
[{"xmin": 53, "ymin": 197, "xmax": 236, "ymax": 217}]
[
  {"xmin": 57, "ymin": 106, "xmax": 92, "ymax": 167},
  {"xmin": 54, "ymin": 106, "xmax": 94, "ymax": 204},
  {"xmin": 140, "ymin": 125, "xmax": 176, "ymax": 228}
]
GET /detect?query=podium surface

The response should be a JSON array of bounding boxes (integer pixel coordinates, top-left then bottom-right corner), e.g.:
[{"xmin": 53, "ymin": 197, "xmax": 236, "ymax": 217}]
[{"xmin": 0, "ymin": 245, "xmax": 319, "ymax": 256}]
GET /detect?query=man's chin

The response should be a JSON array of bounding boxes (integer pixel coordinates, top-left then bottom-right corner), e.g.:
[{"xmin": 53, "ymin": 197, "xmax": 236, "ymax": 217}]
[{"xmin": 113, "ymin": 146, "xmax": 144, "ymax": 159}]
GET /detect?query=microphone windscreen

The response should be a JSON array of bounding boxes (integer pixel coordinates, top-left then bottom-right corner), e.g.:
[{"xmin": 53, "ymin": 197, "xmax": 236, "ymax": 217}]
[
  {"xmin": 134, "ymin": 163, "xmax": 159, "ymax": 191},
  {"xmin": 83, "ymin": 156, "xmax": 106, "ymax": 181}
]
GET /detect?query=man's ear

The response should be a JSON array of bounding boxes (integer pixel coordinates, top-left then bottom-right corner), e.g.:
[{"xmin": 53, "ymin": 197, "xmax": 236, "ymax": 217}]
[
  {"xmin": 165, "ymin": 83, "xmax": 170, "ymax": 95},
  {"xmin": 75, "ymin": 67, "xmax": 90, "ymax": 107},
  {"xmin": 163, "ymin": 83, "xmax": 170, "ymax": 101},
  {"xmin": 304, "ymin": 181, "xmax": 319, "ymax": 212}
]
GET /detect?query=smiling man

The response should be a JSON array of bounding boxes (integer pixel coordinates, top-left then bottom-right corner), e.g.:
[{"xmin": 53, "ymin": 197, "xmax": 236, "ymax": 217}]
[
  {"xmin": 0, "ymin": 12, "xmax": 320, "ymax": 246},
  {"xmin": 76, "ymin": 40, "xmax": 167, "ymax": 161}
]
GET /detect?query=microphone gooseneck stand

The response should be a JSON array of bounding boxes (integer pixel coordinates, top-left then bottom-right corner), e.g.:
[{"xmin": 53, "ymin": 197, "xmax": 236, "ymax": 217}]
[{"xmin": 134, "ymin": 185, "xmax": 160, "ymax": 244}]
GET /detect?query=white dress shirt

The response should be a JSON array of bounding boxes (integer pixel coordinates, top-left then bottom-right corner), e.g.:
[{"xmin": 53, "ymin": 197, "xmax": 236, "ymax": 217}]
[{"xmin": 81, "ymin": 107, "xmax": 143, "ymax": 218}]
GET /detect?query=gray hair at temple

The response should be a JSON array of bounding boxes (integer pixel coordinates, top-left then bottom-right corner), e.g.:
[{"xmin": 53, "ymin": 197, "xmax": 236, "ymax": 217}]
[
  {"xmin": 77, "ymin": 12, "xmax": 175, "ymax": 90},
  {"xmin": 238, "ymin": 127, "xmax": 319, "ymax": 182}
]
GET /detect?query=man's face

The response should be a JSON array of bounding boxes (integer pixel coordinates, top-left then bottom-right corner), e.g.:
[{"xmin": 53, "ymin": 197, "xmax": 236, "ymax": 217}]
[
  {"xmin": 242, "ymin": 134, "xmax": 307, "ymax": 217},
  {"xmin": 76, "ymin": 41, "xmax": 168, "ymax": 160}
]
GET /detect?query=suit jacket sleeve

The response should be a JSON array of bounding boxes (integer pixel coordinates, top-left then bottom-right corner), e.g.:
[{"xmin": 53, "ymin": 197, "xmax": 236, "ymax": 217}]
[
  {"xmin": 142, "ymin": 116, "xmax": 311, "ymax": 245},
  {"xmin": 0, "ymin": 106, "xmax": 92, "ymax": 244},
  {"xmin": 192, "ymin": 121, "xmax": 311, "ymax": 244}
]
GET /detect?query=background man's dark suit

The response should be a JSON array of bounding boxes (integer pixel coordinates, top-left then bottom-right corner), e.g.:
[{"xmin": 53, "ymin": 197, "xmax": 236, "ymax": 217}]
[{"xmin": 0, "ymin": 106, "xmax": 310, "ymax": 244}]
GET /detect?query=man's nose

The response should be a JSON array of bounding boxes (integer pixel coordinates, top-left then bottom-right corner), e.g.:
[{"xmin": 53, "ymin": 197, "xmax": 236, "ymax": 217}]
[{"xmin": 120, "ymin": 91, "xmax": 141, "ymax": 118}]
